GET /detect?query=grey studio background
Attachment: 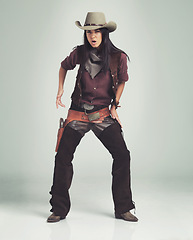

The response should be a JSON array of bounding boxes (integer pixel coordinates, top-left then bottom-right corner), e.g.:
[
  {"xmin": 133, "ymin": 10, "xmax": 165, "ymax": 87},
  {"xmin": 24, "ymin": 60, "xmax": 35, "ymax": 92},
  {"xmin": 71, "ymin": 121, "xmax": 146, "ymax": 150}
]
[{"xmin": 0, "ymin": 0, "xmax": 193, "ymax": 240}]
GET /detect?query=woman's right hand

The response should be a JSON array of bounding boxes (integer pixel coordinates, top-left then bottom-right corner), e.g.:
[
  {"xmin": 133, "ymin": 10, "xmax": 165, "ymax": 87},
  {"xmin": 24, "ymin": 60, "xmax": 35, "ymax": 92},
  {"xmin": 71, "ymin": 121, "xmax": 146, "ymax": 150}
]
[{"xmin": 56, "ymin": 89, "xmax": 65, "ymax": 108}]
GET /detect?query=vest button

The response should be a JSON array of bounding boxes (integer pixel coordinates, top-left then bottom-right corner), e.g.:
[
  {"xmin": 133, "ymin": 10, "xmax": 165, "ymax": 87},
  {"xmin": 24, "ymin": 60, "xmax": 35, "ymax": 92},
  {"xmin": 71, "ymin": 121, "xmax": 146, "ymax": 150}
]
[{"xmin": 94, "ymin": 87, "xmax": 96, "ymax": 90}]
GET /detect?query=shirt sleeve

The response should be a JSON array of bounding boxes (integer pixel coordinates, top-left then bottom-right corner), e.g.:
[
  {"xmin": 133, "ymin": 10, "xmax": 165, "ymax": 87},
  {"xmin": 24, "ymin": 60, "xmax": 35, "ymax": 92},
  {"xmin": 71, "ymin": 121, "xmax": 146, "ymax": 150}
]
[
  {"xmin": 61, "ymin": 48, "xmax": 78, "ymax": 70},
  {"xmin": 118, "ymin": 53, "xmax": 129, "ymax": 82}
]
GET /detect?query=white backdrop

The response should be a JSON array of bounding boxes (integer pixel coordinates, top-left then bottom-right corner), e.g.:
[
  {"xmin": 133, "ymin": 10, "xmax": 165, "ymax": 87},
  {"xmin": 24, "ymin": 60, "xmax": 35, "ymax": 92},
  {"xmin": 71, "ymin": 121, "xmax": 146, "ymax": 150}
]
[{"xmin": 1, "ymin": 0, "xmax": 193, "ymax": 196}]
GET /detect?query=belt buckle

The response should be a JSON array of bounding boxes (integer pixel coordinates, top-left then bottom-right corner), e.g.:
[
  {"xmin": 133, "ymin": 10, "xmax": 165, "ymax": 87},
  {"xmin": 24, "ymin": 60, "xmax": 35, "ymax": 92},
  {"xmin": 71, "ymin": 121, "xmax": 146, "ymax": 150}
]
[
  {"xmin": 83, "ymin": 103, "xmax": 94, "ymax": 111},
  {"xmin": 88, "ymin": 112, "xmax": 100, "ymax": 121}
]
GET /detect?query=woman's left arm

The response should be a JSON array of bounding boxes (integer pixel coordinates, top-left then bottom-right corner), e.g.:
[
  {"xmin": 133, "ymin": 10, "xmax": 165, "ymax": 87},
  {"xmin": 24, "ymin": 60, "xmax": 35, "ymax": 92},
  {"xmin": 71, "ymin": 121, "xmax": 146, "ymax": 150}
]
[{"xmin": 110, "ymin": 82, "xmax": 125, "ymax": 127}]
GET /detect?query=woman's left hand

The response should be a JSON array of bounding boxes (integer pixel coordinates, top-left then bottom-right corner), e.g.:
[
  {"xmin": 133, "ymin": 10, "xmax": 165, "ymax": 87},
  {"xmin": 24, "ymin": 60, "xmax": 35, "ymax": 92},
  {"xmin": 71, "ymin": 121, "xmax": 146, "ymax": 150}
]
[{"xmin": 110, "ymin": 105, "xmax": 122, "ymax": 128}]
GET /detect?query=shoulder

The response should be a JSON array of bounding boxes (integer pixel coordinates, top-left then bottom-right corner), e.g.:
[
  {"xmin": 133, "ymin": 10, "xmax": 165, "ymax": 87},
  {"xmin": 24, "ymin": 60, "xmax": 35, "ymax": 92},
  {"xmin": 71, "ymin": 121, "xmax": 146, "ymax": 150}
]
[
  {"xmin": 75, "ymin": 44, "xmax": 84, "ymax": 53},
  {"xmin": 109, "ymin": 51, "xmax": 127, "ymax": 70},
  {"xmin": 67, "ymin": 45, "xmax": 84, "ymax": 55},
  {"xmin": 120, "ymin": 52, "xmax": 127, "ymax": 64},
  {"xmin": 109, "ymin": 51, "xmax": 121, "ymax": 66},
  {"xmin": 110, "ymin": 51, "xmax": 127, "ymax": 64},
  {"xmin": 118, "ymin": 52, "xmax": 128, "ymax": 74},
  {"xmin": 110, "ymin": 50, "xmax": 121, "ymax": 58},
  {"xmin": 73, "ymin": 45, "xmax": 84, "ymax": 64}
]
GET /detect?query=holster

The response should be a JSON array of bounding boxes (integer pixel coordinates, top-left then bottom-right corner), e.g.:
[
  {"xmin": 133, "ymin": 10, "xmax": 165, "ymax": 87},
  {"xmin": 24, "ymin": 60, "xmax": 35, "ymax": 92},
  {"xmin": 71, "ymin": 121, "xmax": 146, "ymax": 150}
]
[{"xmin": 55, "ymin": 118, "xmax": 65, "ymax": 152}]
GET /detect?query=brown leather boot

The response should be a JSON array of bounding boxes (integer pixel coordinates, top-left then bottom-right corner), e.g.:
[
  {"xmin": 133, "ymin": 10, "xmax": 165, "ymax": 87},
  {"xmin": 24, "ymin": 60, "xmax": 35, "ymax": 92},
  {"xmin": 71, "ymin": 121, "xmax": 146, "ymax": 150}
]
[
  {"xmin": 47, "ymin": 213, "xmax": 66, "ymax": 223},
  {"xmin": 115, "ymin": 211, "xmax": 138, "ymax": 222}
]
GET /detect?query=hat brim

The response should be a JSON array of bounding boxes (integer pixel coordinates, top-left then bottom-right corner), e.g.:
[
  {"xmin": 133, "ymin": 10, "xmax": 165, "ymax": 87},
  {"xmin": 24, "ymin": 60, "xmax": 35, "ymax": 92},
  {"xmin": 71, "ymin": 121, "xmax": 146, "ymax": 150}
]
[{"xmin": 75, "ymin": 21, "xmax": 117, "ymax": 32}]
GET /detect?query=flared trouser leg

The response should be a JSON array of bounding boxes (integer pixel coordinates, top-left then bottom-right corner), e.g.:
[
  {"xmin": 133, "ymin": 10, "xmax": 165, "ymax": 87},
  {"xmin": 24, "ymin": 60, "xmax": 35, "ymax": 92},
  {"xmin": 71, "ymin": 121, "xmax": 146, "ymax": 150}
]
[
  {"xmin": 97, "ymin": 122, "xmax": 135, "ymax": 214},
  {"xmin": 49, "ymin": 125, "xmax": 83, "ymax": 217}
]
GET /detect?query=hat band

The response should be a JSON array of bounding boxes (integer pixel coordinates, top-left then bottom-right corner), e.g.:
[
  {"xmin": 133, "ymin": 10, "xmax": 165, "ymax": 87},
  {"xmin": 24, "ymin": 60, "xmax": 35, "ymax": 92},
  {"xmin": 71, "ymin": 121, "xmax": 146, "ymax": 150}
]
[{"xmin": 84, "ymin": 23, "xmax": 105, "ymax": 26}]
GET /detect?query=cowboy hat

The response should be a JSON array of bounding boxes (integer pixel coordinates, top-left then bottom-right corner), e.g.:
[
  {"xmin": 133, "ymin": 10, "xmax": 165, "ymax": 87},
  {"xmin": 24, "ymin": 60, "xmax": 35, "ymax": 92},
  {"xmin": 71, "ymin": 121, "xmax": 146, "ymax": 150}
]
[{"xmin": 75, "ymin": 12, "xmax": 117, "ymax": 32}]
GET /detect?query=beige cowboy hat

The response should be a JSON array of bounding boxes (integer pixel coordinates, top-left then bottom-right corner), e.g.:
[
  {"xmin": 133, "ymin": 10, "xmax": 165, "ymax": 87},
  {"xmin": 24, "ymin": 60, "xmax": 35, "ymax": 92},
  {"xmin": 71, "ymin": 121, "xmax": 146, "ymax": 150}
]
[{"xmin": 75, "ymin": 12, "xmax": 117, "ymax": 32}]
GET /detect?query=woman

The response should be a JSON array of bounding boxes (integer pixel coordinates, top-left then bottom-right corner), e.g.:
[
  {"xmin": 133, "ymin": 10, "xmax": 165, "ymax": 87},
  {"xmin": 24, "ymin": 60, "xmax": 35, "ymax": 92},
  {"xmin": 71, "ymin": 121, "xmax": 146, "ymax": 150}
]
[{"xmin": 47, "ymin": 12, "xmax": 138, "ymax": 222}]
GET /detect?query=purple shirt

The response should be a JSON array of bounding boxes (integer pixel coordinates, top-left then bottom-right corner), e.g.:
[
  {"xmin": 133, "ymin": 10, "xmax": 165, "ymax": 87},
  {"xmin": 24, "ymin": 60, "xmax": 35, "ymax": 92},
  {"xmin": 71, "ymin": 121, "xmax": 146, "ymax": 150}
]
[{"xmin": 61, "ymin": 48, "xmax": 129, "ymax": 106}]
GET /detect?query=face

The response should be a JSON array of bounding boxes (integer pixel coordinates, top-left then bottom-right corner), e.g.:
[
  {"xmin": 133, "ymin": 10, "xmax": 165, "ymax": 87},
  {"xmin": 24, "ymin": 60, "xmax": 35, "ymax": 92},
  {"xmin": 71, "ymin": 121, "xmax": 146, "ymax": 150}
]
[{"xmin": 86, "ymin": 29, "xmax": 102, "ymax": 48}]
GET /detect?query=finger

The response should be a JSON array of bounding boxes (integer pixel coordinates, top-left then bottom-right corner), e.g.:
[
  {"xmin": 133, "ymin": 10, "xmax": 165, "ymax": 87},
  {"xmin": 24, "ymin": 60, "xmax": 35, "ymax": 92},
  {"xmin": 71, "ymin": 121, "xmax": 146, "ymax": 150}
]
[
  {"xmin": 111, "ymin": 114, "xmax": 116, "ymax": 119},
  {"xmin": 56, "ymin": 98, "xmax": 65, "ymax": 108},
  {"xmin": 113, "ymin": 113, "xmax": 121, "ymax": 126},
  {"xmin": 116, "ymin": 117, "xmax": 122, "ymax": 128},
  {"xmin": 58, "ymin": 101, "xmax": 65, "ymax": 108},
  {"xmin": 56, "ymin": 100, "xmax": 59, "ymax": 109}
]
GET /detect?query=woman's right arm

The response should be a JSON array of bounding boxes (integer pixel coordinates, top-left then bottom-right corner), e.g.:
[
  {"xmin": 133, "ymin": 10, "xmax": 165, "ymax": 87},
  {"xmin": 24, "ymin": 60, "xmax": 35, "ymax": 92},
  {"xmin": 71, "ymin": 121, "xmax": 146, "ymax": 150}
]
[{"xmin": 56, "ymin": 67, "xmax": 67, "ymax": 108}]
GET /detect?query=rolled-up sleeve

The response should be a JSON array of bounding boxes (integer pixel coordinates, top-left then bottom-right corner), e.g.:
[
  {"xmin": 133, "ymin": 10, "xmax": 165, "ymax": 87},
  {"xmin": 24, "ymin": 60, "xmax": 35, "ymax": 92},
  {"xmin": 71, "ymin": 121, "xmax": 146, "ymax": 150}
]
[
  {"xmin": 118, "ymin": 53, "xmax": 129, "ymax": 82},
  {"xmin": 61, "ymin": 48, "xmax": 78, "ymax": 70}
]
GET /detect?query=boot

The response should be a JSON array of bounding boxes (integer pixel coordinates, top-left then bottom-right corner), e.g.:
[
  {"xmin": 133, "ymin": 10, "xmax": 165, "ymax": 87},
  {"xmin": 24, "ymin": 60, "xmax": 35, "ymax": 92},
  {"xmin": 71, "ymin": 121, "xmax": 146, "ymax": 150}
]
[
  {"xmin": 115, "ymin": 211, "xmax": 138, "ymax": 222},
  {"xmin": 47, "ymin": 213, "xmax": 66, "ymax": 223}
]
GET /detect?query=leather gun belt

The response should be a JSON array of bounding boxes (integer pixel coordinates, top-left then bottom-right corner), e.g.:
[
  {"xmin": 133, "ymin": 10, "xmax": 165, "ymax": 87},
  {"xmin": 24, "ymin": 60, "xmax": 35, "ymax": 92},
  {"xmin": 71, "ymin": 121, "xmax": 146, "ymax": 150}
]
[
  {"xmin": 64, "ymin": 107, "xmax": 110, "ymax": 128},
  {"xmin": 55, "ymin": 107, "xmax": 110, "ymax": 152}
]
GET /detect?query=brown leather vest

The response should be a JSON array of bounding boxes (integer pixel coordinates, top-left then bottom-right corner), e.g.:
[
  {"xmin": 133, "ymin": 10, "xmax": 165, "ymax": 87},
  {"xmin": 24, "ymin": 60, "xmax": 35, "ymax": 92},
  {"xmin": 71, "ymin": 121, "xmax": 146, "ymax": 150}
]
[{"xmin": 71, "ymin": 45, "xmax": 121, "ymax": 106}]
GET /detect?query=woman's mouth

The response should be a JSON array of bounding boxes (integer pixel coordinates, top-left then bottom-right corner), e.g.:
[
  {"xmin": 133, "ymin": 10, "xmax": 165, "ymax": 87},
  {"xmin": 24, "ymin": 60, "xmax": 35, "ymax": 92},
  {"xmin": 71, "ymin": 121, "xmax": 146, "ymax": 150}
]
[{"xmin": 90, "ymin": 40, "xmax": 98, "ymax": 48}]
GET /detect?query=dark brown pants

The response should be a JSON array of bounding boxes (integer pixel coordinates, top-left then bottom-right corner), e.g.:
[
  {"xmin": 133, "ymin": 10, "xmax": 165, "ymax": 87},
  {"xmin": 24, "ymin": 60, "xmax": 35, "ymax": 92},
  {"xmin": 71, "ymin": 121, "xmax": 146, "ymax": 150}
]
[{"xmin": 49, "ymin": 119, "xmax": 135, "ymax": 217}]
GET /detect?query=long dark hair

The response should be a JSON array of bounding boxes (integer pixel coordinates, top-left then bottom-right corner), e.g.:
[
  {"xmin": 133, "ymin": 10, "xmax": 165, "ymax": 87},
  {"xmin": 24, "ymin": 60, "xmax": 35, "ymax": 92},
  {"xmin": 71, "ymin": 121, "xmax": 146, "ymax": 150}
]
[{"xmin": 83, "ymin": 28, "xmax": 130, "ymax": 72}]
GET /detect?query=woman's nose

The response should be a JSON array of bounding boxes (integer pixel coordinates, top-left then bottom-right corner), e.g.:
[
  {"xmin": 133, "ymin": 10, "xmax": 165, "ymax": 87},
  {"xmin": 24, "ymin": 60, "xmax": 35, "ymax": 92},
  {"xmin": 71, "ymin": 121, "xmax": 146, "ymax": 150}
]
[{"xmin": 90, "ymin": 32, "xmax": 96, "ymax": 38}]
